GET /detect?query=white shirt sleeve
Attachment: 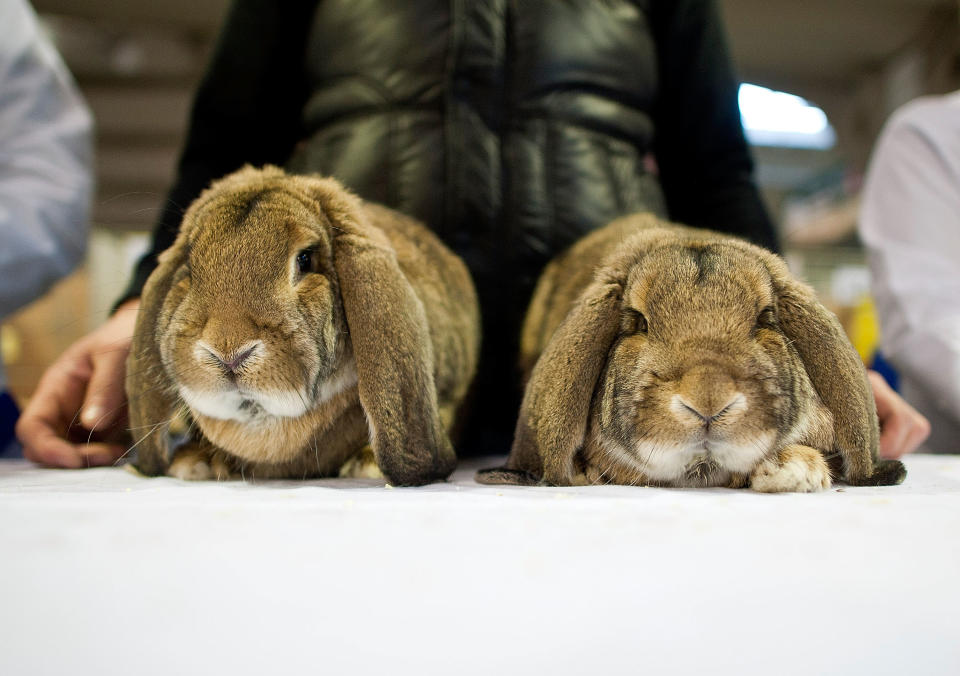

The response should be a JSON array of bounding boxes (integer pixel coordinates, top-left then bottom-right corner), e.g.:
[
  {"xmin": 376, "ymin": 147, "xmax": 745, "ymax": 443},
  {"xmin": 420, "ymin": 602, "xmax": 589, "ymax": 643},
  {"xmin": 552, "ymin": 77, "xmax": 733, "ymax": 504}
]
[
  {"xmin": 859, "ymin": 92, "xmax": 960, "ymax": 424},
  {"xmin": 0, "ymin": 0, "xmax": 93, "ymax": 320}
]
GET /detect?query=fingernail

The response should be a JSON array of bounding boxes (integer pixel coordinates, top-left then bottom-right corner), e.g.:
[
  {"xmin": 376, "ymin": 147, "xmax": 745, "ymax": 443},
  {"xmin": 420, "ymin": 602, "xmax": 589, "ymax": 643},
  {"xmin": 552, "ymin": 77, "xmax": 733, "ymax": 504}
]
[{"xmin": 81, "ymin": 406, "xmax": 102, "ymax": 427}]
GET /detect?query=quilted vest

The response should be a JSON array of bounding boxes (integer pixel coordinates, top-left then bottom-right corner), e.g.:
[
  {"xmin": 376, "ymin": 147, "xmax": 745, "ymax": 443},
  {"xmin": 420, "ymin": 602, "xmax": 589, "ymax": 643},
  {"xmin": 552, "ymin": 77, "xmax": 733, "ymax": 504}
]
[
  {"xmin": 286, "ymin": 0, "xmax": 666, "ymax": 321},
  {"xmin": 279, "ymin": 0, "xmax": 754, "ymax": 452}
]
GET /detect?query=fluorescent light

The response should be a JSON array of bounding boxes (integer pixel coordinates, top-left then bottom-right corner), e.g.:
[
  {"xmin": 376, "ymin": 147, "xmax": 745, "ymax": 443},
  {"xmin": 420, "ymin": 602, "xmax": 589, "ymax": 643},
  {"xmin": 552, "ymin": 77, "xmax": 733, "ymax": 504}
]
[{"xmin": 739, "ymin": 83, "xmax": 836, "ymax": 149}]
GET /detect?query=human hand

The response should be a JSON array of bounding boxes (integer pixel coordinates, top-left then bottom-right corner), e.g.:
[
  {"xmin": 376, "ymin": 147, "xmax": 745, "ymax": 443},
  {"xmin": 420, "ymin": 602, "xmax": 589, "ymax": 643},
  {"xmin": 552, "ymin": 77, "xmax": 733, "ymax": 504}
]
[
  {"xmin": 867, "ymin": 369, "xmax": 931, "ymax": 459},
  {"xmin": 16, "ymin": 299, "xmax": 140, "ymax": 467}
]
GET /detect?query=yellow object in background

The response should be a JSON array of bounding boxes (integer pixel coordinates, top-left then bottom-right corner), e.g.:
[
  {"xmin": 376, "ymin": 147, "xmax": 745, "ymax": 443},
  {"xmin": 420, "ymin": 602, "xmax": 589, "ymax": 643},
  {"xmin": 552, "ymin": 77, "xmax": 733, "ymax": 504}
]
[
  {"xmin": 0, "ymin": 325, "xmax": 22, "ymax": 366},
  {"xmin": 847, "ymin": 296, "xmax": 880, "ymax": 363}
]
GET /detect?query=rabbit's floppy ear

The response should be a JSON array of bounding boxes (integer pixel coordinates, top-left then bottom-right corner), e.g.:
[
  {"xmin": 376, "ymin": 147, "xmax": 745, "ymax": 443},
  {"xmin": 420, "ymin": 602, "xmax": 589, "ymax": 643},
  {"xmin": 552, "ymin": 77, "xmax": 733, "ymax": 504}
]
[
  {"xmin": 509, "ymin": 272, "xmax": 625, "ymax": 485},
  {"xmin": 127, "ymin": 234, "xmax": 191, "ymax": 476},
  {"xmin": 475, "ymin": 467, "xmax": 539, "ymax": 486},
  {"xmin": 303, "ymin": 177, "xmax": 456, "ymax": 486},
  {"xmin": 760, "ymin": 251, "xmax": 905, "ymax": 486}
]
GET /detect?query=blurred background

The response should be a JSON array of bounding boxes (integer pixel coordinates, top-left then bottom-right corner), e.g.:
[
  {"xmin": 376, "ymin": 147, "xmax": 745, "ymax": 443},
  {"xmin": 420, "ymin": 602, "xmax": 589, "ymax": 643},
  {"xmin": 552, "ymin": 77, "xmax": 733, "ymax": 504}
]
[{"xmin": 2, "ymin": 0, "xmax": 959, "ymax": 404}]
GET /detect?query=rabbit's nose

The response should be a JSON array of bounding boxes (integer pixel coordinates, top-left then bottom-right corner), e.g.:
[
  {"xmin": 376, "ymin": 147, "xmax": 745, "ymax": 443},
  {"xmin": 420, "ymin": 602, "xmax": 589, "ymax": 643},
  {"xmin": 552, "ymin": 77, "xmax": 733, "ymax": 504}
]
[
  {"xmin": 222, "ymin": 346, "xmax": 257, "ymax": 372},
  {"xmin": 672, "ymin": 393, "xmax": 745, "ymax": 426},
  {"xmin": 198, "ymin": 341, "xmax": 262, "ymax": 374}
]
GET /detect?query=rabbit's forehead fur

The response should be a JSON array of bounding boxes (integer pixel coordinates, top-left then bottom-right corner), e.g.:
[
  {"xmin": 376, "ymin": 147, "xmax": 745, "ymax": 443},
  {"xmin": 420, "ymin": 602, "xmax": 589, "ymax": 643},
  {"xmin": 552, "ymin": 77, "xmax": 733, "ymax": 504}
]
[
  {"xmin": 187, "ymin": 188, "xmax": 332, "ymax": 296},
  {"xmin": 623, "ymin": 242, "xmax": 775, "ymax": 334}
]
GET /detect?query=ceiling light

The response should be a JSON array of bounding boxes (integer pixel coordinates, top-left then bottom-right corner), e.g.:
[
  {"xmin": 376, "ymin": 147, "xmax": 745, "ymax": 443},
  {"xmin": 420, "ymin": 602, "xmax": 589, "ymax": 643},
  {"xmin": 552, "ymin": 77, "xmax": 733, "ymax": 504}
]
[{"xmin": 739, "ymin": 83, "xmax": 836, "ymax": 150}]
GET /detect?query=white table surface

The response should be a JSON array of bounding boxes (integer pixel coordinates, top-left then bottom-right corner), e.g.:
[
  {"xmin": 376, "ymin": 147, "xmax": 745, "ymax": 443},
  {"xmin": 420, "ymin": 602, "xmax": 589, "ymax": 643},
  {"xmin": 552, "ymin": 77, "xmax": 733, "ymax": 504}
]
[{"xmin": 1, "ymin": 455, "xmax": 958, "ymax": 676}]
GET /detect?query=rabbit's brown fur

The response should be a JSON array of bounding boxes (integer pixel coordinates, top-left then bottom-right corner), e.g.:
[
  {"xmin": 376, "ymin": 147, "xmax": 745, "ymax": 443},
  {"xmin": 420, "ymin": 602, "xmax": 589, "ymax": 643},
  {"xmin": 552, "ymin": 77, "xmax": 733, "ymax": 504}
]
[
  {"xmin": 127, "ymin": 166, "xmax": 480, "ymax": 485},
  {"xmin": 481, "ymin": 214, "xmax": 905, "ymax": 491}
]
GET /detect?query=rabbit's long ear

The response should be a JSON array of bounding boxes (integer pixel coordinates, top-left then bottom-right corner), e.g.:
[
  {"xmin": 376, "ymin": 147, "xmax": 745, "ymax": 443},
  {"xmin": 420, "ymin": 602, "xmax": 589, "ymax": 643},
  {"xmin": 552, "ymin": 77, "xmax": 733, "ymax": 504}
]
[
  {"xmin": 762, "ymin": 252, "xmax": 905, "ymax": 486},
  {"xmin": 509, "ymin": 275, "xmax": 624, "ymax": 485},
  {"xmin": 310, "ymin": 178, "xmax": 456, "ymax": 486},
  {"xmin": 128, "ymin": 236, "xmax": 191, "ymax": 477}
]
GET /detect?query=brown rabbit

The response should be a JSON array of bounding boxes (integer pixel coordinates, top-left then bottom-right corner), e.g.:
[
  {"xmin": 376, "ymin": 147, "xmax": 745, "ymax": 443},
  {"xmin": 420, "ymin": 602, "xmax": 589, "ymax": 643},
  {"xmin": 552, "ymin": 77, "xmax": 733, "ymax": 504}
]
[
  {"xmin": 126, "ymin": 166, "xmax": 480, "ymax": 485},
  {"xmin": 478, "ymin": 214, "xmax": 905, "ymax": 492}
]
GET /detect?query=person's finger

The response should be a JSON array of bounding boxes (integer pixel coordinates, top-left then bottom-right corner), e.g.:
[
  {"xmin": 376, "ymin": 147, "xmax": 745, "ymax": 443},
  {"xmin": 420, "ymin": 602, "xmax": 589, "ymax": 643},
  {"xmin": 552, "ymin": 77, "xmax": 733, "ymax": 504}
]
[
  {"xmin": 20, "ymin": 394, "xmax": 129, "ymax": 467},
  {"xmin": 18, "ymin": 421, "xmax": 126, "ymax": 468},
  {"xmin": 867, "ymin": 369, "xmax": 894, "ymax": 405},
  {"xmin": 80, "ymin": 343, "xmax": 129, "ymax": 430},
  {"xmin": 17, "ymin": 421, "xmax": 85, "ymax": 468},
  {"xmin": 878, "ymin": 409, "xmax": 910, "ymax": 459},
  {"xmin": 78, "ymin": 301, "xmax": 139, "ymax": 431},
  {"xmin": 77, "ymin": 441, "xmax": 129, "ymax": 467},
  {"xmin": 898, "ymin": 409, "xmax": 931, "ymax": 457}
]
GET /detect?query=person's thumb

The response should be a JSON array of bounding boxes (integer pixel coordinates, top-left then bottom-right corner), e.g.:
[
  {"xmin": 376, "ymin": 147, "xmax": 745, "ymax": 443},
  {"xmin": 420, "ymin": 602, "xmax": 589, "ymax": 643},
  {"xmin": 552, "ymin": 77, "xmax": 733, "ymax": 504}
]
[{"xmin": 80, "ymin": 345, "xmax": 129, "ymax": 430}]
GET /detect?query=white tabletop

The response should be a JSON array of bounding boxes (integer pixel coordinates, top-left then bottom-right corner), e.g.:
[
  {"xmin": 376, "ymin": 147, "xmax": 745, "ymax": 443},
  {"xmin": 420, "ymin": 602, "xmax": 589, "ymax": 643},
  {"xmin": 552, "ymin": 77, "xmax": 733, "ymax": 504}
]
[{"xmin": 1, "ymin": 455, "xmax": 958, "ymax": 676}]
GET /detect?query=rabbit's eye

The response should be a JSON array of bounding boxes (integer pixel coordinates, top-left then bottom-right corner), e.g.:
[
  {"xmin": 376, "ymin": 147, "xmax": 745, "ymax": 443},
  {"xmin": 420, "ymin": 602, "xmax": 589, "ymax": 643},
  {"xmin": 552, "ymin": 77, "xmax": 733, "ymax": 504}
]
[
  {"xmin": 296, "ymin": 248, "xmax": 317, "ymax": 275},
  {"xmin": 756, "ymin": 306, "xmax": 777, "ymax": 330},
  {"xmin": 623, "ymin": 309, "xmax": 648, "ymax": 335}
]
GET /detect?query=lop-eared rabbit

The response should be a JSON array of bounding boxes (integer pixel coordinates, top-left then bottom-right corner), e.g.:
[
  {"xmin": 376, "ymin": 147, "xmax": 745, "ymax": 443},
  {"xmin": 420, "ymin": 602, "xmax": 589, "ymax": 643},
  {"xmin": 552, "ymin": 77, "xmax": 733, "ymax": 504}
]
[
  {"xmin": 127, "ymin": 166, "xmax": 480, "ymax": 486},
  {"xmin": 479, "ymin": 215, "xmax": 906, "ymax": 492}
]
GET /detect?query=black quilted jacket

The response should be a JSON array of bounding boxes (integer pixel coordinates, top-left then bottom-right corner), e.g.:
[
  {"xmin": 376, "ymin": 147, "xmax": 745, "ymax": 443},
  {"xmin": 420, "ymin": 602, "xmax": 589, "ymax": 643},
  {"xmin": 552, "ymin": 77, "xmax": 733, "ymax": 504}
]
[{"xmin": 125, "ymin": 0, "xmax": 776, "ymax": 454}]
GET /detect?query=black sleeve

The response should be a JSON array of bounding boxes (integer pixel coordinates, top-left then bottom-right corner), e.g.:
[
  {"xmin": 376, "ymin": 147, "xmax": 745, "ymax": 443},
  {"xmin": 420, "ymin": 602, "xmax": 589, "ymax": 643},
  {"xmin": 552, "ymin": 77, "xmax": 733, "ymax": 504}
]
[
  {"xmin": 117, "ymin": 0, "xmax": 316, "ymax": 306},
  {"xmin": 650, "ymin": 0, "xmax": 779, "ymax": 253}
]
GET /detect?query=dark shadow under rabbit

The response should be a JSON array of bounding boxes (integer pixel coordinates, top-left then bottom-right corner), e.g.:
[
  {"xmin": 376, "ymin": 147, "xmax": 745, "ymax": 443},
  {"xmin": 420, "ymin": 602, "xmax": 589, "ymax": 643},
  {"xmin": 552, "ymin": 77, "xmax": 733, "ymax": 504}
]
[
  {"xmin": 126, "ymin": 166, "xmax": 480, "ymax": 486},
  {"xmin": 478, "ymin": 214, "xmax": 906, "ymax": 492}
]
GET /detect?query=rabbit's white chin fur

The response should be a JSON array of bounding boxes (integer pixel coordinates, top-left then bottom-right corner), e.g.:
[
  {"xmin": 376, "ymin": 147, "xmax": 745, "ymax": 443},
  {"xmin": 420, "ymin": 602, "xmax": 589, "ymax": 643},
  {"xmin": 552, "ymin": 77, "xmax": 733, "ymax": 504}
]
[
  {"xmin": 597, "ymin": 430, "xmax": 776, "ymax": 486},
  {"xmin": 179, "ymin": 385, "xmax": 310, "ymax": 423},
  {"xmin": 178, "ymin": 357, "xmax": 360, "ymax": 425}
]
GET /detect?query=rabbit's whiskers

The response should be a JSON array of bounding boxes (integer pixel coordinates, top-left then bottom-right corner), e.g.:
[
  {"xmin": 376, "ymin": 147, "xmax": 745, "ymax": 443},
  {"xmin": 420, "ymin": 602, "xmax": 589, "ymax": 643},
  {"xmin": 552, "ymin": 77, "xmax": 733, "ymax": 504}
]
[{"xmin": 113, "ymin": 417, "xmax": 172, "ymax": 466}]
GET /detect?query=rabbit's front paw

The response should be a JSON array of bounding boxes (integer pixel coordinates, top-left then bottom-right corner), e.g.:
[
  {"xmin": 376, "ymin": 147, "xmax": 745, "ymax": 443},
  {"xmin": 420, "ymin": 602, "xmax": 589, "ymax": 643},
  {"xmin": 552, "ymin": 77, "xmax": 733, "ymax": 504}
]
[
  {"xmin": 338, "ymin": 445, "xmax": 384, "ymax": 479},
  {"xmin": 168, "ymin": 444, "xmax": 235, "ymax": 481},
  {"xmin": 750, "ymin": 445, "xmax": 831, "ymax": 493}
]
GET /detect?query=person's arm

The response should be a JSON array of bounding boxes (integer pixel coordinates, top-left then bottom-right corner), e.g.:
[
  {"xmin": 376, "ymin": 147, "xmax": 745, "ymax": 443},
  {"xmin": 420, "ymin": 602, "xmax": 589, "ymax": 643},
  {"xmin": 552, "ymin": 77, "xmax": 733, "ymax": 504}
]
[
  {"xmin": 118, "ymin": 0, "xmax": 316, "ymax": 305},
  {"xmin": 650, "ymin": 0, "xmax": 778, "ymax": 252},
  {"xmin": 0, "ymin": 0, "xmax": 92, "ymax": 319},
  {"xmin": 860, "ymin": 95, "xmax": 960, "ymax": 448}
]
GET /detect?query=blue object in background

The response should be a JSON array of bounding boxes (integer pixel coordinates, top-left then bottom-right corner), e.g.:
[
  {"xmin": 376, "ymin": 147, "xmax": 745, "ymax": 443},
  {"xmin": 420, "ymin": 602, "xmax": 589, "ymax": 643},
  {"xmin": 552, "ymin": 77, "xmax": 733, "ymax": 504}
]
[
  {"xmin": 869, "ymin": 352, "xmax": 900, "ymax": 392},
  {"xmin": 0, "ymin": 390, "xmax": 23, "ymax": 458}
]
